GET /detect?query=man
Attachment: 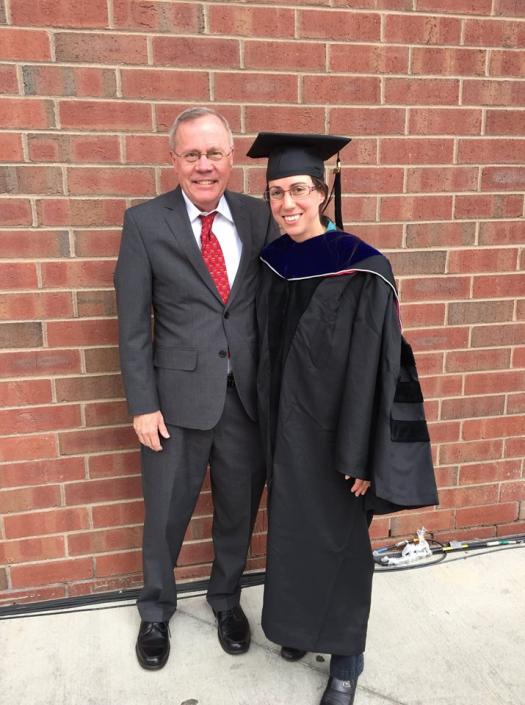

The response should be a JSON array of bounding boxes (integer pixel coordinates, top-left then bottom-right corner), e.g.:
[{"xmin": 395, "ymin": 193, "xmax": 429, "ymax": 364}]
[{"xmin": 114, "ymin": 107, "xmax": 276, "ymax": 670}]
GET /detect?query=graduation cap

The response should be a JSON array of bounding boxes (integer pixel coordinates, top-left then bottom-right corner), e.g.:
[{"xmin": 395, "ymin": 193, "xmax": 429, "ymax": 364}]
[{"xmin": 247, "ymin": 132, "xmax": 351, "ymax": 229}]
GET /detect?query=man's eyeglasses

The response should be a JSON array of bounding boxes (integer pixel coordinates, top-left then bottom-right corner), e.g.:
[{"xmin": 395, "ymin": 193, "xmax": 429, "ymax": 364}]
[
  {"xmin": 264, "ymin": 183, "xmax": 317, "ymax": 201},
  {"xmin": 173, "ymin": 148, "xmax": 233, "ymax": 163}
]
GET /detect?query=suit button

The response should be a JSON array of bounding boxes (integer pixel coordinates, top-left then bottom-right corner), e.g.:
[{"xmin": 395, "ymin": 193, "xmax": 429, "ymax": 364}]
[
  {"xmin": 219, "ymin": 350, "xmax": 227, "ymax": 358},
  {"xmin": 224, "ymin": 311, "xmax": 230, "ymax": 319}
]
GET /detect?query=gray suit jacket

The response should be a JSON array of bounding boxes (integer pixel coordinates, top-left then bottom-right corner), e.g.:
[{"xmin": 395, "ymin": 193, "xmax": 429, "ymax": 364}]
[{"xmin": 114, "ymin": 186, "xmax": 276, "ymax": 430}]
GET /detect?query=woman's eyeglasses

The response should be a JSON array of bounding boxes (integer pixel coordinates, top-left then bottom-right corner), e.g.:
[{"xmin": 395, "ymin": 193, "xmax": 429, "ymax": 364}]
[
  {"xmin": 173, "ymin": 149, "xmax": 233, "ymax": 163},
  {"xmin": 264, "ymin": 183, "xmax": 317, "ymax": 201}
]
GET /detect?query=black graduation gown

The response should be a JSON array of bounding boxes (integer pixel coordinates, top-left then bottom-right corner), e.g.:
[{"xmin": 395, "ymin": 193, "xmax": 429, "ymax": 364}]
[{"xmin": 256, "ymin": 231, "xmax": 438, "ymax": 656}]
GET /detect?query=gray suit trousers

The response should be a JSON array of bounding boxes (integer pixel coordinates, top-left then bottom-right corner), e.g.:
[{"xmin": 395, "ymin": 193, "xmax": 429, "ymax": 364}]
[{"xmin": 137, "ymin": 385, "xmax": 265, "ymax": 622}]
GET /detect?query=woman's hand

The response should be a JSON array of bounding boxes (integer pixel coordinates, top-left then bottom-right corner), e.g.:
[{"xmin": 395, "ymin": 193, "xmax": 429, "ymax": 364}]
[{"xmin": 345, "ymin": 476, "xmax": 371, "ymax": 496}]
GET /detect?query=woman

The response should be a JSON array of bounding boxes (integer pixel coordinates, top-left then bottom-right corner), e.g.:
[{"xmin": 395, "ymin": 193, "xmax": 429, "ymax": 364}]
[{"xmin": 247, "ymin": 132, "xmax": 438, "ymax": 705}]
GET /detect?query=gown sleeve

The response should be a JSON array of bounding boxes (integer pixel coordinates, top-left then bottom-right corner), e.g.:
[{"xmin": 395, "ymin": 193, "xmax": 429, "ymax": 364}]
[{"xmin": 334, "ymin": 274, "xmax": 400, "ymax": 479}]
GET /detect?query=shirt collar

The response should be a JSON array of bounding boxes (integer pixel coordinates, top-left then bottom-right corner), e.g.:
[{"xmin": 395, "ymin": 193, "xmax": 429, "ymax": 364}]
[{"xmin": 181, "ymin": 190, "xmax": 234, "ymax": 224}]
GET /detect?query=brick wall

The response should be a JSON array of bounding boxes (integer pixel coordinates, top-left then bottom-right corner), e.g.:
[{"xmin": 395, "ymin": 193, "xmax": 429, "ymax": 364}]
[{"xmin": 0, "ymin": 0, "xmax": 524, "ymax": 605}]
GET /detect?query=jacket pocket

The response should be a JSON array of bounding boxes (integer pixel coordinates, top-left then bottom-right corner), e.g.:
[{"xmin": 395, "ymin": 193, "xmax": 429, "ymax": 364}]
[{"xmin": 154, "ymin": 347, "xmax": 197, "ymax": 371}]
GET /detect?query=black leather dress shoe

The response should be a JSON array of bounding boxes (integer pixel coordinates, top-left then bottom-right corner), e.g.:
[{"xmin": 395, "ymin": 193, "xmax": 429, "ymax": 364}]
[
  {"xmin": 280, "ymin": 645, "xmax": 307, "ymax": 661},
  {"xmin": 213, "ymin": 605, "xmax": 250, "ymax": 654},
  {"xmin": 135, "ymin": 621, "xmax": 170, "ymax": 670},
  {"xmin": 319, "ymin": 676, "xmax": 358, "ymax": 705}
]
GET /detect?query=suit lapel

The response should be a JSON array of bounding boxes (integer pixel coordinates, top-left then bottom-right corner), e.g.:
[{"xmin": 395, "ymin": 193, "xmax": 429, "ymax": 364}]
[
  {"xmin": 163, "ymin": 186, "xmax": 223, "ymax": 303},
  {"xmin": 225, "ymin": 190, "xmax": 252, "ymax": 309}
]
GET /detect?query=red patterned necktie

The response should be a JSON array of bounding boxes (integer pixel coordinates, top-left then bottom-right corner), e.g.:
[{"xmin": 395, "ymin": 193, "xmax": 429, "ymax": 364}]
[{"xmin": 199, "ymin": 212, "xmax": 230, "ymax": 304}]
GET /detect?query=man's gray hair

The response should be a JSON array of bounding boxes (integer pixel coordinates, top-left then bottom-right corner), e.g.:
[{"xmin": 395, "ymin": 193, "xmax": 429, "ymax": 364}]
[{"xmin": 168, "ymin": 107, "xmax": 233, "ymax": 151}]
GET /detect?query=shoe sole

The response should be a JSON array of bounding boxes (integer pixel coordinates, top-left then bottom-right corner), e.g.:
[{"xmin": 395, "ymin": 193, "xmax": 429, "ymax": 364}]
[
  {"xmin": 135, "ymin": 641, "xmax": 170, "ymax": 670},
  {"xmin": 218, "ymin": 634, "xmax": 251, "ymax": 655}
]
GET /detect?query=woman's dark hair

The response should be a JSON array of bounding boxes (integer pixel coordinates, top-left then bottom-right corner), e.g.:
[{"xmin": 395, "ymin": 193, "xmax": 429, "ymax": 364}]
[{"xmin": 311, "ymin": 176, "xmax": 331, "ymax": 227}]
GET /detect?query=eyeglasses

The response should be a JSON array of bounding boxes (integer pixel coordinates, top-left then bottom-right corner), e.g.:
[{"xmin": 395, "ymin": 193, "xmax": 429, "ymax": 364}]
[
  {"xmin": 264, "ymin": 183, "xmax": 317, "ymax": 201},
  {"xmin": 172, "ymin": 148, "xmax": 233, "ymax": 163}
]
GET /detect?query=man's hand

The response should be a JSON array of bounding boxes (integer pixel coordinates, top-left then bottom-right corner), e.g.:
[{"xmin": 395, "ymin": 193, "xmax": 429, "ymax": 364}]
[
  {"xmin": 345, "ymin": 476, "xmax": 371, "ymax": 496},
  {"xmin": 133, "ymin": 411, "xmax": 170, "ymax": 452}
]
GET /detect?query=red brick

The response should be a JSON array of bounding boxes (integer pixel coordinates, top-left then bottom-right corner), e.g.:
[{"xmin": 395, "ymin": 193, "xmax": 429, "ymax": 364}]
[
  {"xmin": 500, "ymin": 482, "xmax": 525, "ymax": 502},
  {"xmin": 11, "ymin": 558, "xmax": 93, "ymax": 588},
  {"xmin": 303, "ymin": 75, "xmax": 379, "ymax": 105},
  {"xmin": 496, "ymin": 521, "xmax": 525, "ymax": 537},
  {"xmin": 442, "ymin": 396, "xmax": 505, "ymax": 421},
  {"xmin": 0, "ymin": 536, "xmax": 65, "ymax": 564},
  {"xmin": 412, "ymin": 47, "xmax": 485, "ymax": 76},
  {"xmin": 385, "ymin": 79, "xmax": 459, "ymax": 105},
  {"xmin": 464, "ymin": 18, "xmax": 525, "ymax": 49},
  {"xmin": 64, "ymin": 475, "xmax": 141, "ymax": 505},
  {"xmin": 406, "ymin": 326, "xmax": 469, "ymax": 352},
  {"xmin": 380, "ymin": 195, "xmax": 452, "ymax": 221},
  {"xmin": 420, "ymin": 374, "xmax": 462, "ymax": 399},
  {"xmin": 92, "ymin": 500, "xmax": 144, "ymax": 528},
  {"xmin": 209, "ymin": 5, "xmax": 294, "ymax": 37},
  {"xmin": 406, "ymin": 222, "xmax": 475, "ymax": 249},
  {"xmin": 353, "ymin": 224, "xmax": 403, "ymax": 249},
  {"xmin": 0, "ymin": 98, "xmax": 54, "ymax": 129},
  {"xmin": 389, "ymin": 251, "xmax": 446, "ymax": 276},
  {"xmin": 459, "ymin": 460, "xmax": 521, "ymax": 485},
  {"xmin": 0, "ymin": 586, "xmax": 65, "ymax": 604},
  {"xmin": 332, "ymin": 0, "xmax": 409, "ymax": 6},
  {"xmin": 512, "ymin": 347, "xmax": 525, "ymax": 368},
  {"xmin": 0, "ymin": 230, "xmax": 69, "ymax": 258},
  {"xmin": 123, "ymin": 135, "xmax": 168, "ymax": 166},
  {"xmin": 0, "ymin": 349, "xmax": 81, "ymax": 378},
  {"xmin": 490, "ymin": 50, "xmax": 525, "ymax": 77},
  {"xmin": 369, "ymin": 517, "xmax": 390, "ymax": 541},
  {"xmin": 382, "ymin": 139, "xmax": 454, "ymax": 165},
  {"xmin": 341, "ymin": 196, "xmax": 378, "ymax": 223},
  {"xmin": 407, "ymin": 167, "xmax": 478, "ymax": 193},
  {"xmin": 0, "ymin": 28, "xmax": 51, "ymax": 60},
  {"xmin": 463, "ymin": 414, "xmax": 524, "ymax": 442},
  {"xmin": 413, "ymin": 108, "xmax": 481, "ymax": 136},
  {"xmin": 456, "ymin": 502, "xmax": 518, "ymax": 529},
  {"xmin": 37, "ymin": 198, "xmax": 125, "ymax": 227},
  {"xmin": 390, "ymin": 509, "xmax": 453, "ymax": 537},
  {"xmin": 0, "ymin": 292, "xmax": 73, "ymax": 321},
  {"xmin": 0, "ymin": 404, "xmax": 81, "ymax": 435},
  {"xmin": 0, "ymin": 379, "xmax": 52, "ymax": 407},
  {"xmin": 299, "ymin": 9, "xmax": 380, "ymax": 41},
  {"xmin": 0, "ymin": 457, "xmax": 84, "ymax": 490},
  {"xmin": 494, "ymin": 0, "xmax": 525, "ymax": 16},
  {"xmin": 0, "ymin": 199, "xmax": 32, "ymax": 225},
  {"xmin": 216, "ymin": 72, "xmax": 297, "ymax": 103},
  {"xmin": 482, "ymin": 167, "xmax": 525, "ymax": 191},
  {"xmin": 245, "ymin": 40, "xmax": 325, "ymax": 71},
  {"xmin": 29, "ymin": 134, "xmax": 121, "ymax": 164},
  {"xmin": 0, "ymin": 66, "xmax": 18, "ymax": 95},
  {"xmin": 435, "ymin": 526, "xmax": 497, "ymax": 543},
  {"xmin": 428, "ymin": 420, "xmax": 461, "ymax": 443},
  {"xmin": 400, "ymin": 275, "xmax": 470, "ymax": 302},
  {"xmin": 330, "ymin": 108, "xmax": 405, "ymax": 136},
  {"xmin": 439, "ymin": 484, "xmax": 499, "ymax": 508},
  {"xmin": 85, "ymin": 400, "xmax": 129, "ymax": 427},
  {"xmin": 508, "ymin": 393, "xmax": 525, "ymax": 414},
  {"xmin": 329, "ymin": 44, "xmax": 408, "ymax": 74},
  {"xmin": 59, "ymin": 426, "xmax": 136, "ymax": 455},
  {"xmin": 463, "ymin": 80, "xmax": 525, "ymax": 106},
  {"xmin": 0, "ymin": 134, "xmax": 23, "ymax": 161},
  {"xmin": 472, "ymin": 324, "xmax": 525, "ymax": 348},
  {"xmin": 449, "ymin": 248, "xmax": 518, "ymax": 274},
  {"xmin": 0, "ymin": 262, "xmax": 38, "ymax": 289},
  {"xmin": 416, "ymin": 0, "xmax": 491, "ymax": 12},
  {"xmin": 67, "ymin": 167, "xmax": 155, "ymax": 197},
  {"xmin": 458, "ymin": 139, "xmax": 525, "ymax": 164},
  {"xmin": 178, "ymin": 539, "xmax": 214, "ymax": 566},
  {"xmin": 55, "ymin": 32, "xmax": 147, "ymax": 64},
  {"xmin": 465, "ymin": 370, "xmax": 525, "ymax": 395},
  {"xmin": 67, "ymin": 574, "xmax": 144, "ymax": 596},
  {"xmin": 505, "ymin": 437, "xmax": 525, "ymax": 458},
  {"xmin": 455, "ymin": 195, "xmax": 523, "ymax": 220},
  {"xmin": 74, "ymin": 230, "xmax": 121, "ymax": 257},
  {"xmin": 385, "ymin": 14, "xmax": 460, "ymax": 44},
  {"xmin": 400, "ymin": 303, "xmax": 445, "ymax": 329},
  {"xmin": 95, "ymin": 549, "xmax": 141, "ymax": 577},
  {"xmin": 446, "ymin": 348, "xmax": 510, "ymax": 373},
  {"xmin": 486, "ymin": 110, "xmax": 524, "ymax": 136},
  {"xmin": 479, "ymin": 221, "xmax": 524, "ymax": 246},
  {"xmin": 153, "ymin": 36, "xmax": 239, "ymax": 68},
  {"xmin": 60, "ymin": 100, "xmax": 152, "ymax": 131},
  {"xmin": 77, "ymin": 290, "xmax": 116, "ymax": 318},
  {"xmin": 113, "ymin": 0, "xmax": 201, "ymax": 31},
  {"xmin": 434, "ymin": 465, "xmax": 458, "ymax": 487},
  {"xmin": 88, "ymin": 451, "xmax": 140, "ymax": 479},
  {"xmin": 23, "ymin": 66, "xmax": 116, "ymax": 98},
  {"xmin": 342, "ymin": 167, "xmax": 403, "ymax": 194},
  {"xmin": 41, "ymin": 260, "xmax": 115, "ymax": 288},
  {"xmin": 0, "ymin": 485, "xmax": 61, "ymax": 514},
  {"xmin": 11, "ymin": 0, "xmax": 108, "ymax": 26},
  {"xmin": 415, "ymin": 352, "xmax": 444, "ymax": 376},
  {"xmin": 84, "ymin": 348, "xmax": 120, "ymax": 373},
  {"xmin": 448, "ymin": 300, "xmax": 514, "ymax": 325},
  {"xmin": 473, "ymin": 273, "xmax": 525, "ymax": 298},
  {"xmin": 155, "ymin": 104, "xmax": 241, "ymax": 133},
  {"xmin": 56, "ymin": 374, "xmax": 123, "ymax": 402},
  {"xmin": 0, "ymin": 165, "xmax": 63, "ymax": 195},
  {"xmin": 69, "ymin": 526, "xmax": 142, "ymax": 556},
  {"xmin": 121, "ymin": 69, "xmax": 208, "ymax": 100},
  {"xmin": 0, "ymin": 434, "xmax": 57, "ymax": 462},
  {"xmin": 0, "ymin": 322, "xmax": 42, "ymax": 348},
  {"xmin": 47, "ymin": 319, "xmax": 118, "ymax": 347}
]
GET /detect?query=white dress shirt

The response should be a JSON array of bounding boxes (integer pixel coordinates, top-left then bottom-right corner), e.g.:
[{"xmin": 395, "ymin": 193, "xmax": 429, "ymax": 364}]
[{"xmin": 182, "ymin": 191, "xmax": 243, "ymax": 288}]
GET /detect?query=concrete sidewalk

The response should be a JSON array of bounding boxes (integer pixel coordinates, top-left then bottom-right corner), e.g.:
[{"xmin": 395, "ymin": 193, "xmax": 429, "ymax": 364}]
[{"xmin": 1, "ymin": 547, "xmax": 523, "ymax": 705}]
